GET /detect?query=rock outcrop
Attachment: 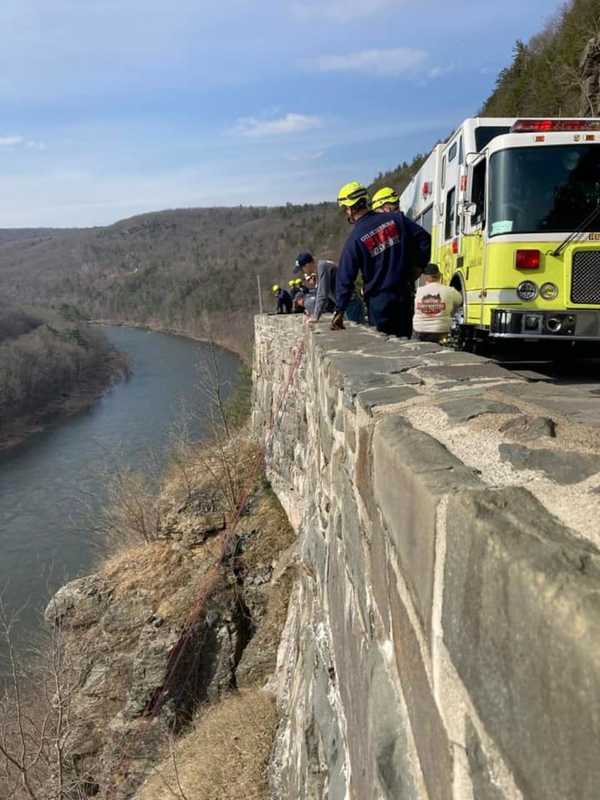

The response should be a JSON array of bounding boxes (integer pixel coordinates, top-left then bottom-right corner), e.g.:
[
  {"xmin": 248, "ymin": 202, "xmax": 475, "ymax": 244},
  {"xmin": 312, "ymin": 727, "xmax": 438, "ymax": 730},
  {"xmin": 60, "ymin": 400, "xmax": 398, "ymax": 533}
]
[{"xmin": 43, "ymin": 445, "xmax": 295, "ymax": 799}]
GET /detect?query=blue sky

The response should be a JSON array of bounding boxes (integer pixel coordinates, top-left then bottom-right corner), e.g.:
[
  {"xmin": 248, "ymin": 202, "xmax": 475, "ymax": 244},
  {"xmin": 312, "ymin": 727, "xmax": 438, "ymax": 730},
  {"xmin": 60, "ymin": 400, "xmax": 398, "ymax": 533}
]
[{"xmin": 1, "ymin": 0, "xmax": 564, "ymax": 227}]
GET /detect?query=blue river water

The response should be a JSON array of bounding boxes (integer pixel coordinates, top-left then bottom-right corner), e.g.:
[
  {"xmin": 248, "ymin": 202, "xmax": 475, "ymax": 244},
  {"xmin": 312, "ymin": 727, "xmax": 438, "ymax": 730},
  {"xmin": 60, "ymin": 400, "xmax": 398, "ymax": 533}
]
[{"xmin": 0, "ymin": 326, "xmax": 240, "ymax": 649}]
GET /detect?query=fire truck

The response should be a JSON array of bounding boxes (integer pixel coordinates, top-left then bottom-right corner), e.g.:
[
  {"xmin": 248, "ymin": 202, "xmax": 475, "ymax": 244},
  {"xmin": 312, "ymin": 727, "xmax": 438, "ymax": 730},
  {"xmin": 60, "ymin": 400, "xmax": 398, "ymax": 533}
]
[{"xmin": 399, "ymin": 118, "xmax": 600, "ymax": 349}]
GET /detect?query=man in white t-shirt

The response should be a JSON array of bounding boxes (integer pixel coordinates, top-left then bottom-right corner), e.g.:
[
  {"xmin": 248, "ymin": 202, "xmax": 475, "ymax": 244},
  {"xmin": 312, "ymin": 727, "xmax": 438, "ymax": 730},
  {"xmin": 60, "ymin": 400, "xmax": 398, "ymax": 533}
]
[{"xmin": 413, "ymin": 263, "xmax": 462, "ymax": 343}]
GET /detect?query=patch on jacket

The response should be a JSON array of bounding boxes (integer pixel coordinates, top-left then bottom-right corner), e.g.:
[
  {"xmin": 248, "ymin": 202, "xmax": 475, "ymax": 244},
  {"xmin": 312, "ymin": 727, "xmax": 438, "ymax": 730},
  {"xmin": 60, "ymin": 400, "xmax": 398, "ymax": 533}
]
[{"xmin": 360, "ymin": 220, "xmax": 400, "ymax": 257}]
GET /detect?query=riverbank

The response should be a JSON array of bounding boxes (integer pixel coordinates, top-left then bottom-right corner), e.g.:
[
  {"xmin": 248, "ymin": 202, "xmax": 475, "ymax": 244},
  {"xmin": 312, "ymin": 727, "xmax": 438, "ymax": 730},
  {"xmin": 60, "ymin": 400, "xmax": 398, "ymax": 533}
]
[
  {"xmin": 1, "ymin": 422, "xmax": 294, "ymax": 799},
  {"xmin": 0, "ymin": 347, "xmax": 128, "ymax": 453},
  {"xmin": 89, "ymin": 316, "xmax": 252, "ymax": 365}
]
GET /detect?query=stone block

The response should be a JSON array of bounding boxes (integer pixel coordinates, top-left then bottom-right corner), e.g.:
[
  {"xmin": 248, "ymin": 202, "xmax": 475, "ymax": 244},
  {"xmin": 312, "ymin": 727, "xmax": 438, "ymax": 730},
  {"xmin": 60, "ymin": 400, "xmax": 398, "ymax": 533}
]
[
  {"xmin": 443, "ymin": 486, "xmax": 600, "ymax": 800},
  {"xmin": 368, "ymin": 647, "xmax": 424, "ymax": 799},
  {"xmin": 438, "ymin": 397, "xmax": 518, "ymax": 423},
  {"xmin": 499, "ymin": 443, "xmax": 600, "ymax": 484},
  {"xmin": 373, "ymin": 416, "xmax": 481, "ymax": 633},
  {"xmin": 423, "ymin": 350, "xmax": 490, "ymax": 365},
  {"xmin": 369, "ymin": 519, "xmax": 393, "ymax": 639},
  {"xmin": 326, "ymin": 548, "xmax": 370, "ymax": 796},
  {"xmin": 387, "ymin": 564, "xmax": 453, "ymax": 800},
  {"xmin": 499, "ymin": 415, "xmax": 556, "ymax": 441},
  {"xmin": 357, "ymin": 385, "xmax": 418, "ymax": 414},
  {"xmin": 465, "ymin": 718, "xmax": 507, "ymax": 800},
  {"xmin": 416, "ymin": 363, "xmax": 513, "ymax": 384}
]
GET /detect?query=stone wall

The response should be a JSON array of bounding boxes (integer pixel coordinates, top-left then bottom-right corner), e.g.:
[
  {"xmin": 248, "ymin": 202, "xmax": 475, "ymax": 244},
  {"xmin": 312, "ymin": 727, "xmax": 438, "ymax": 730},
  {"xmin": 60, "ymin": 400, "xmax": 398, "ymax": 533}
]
[{"xmin": 253, "ymin": 314, "xmax": 600, "ymax": 800}]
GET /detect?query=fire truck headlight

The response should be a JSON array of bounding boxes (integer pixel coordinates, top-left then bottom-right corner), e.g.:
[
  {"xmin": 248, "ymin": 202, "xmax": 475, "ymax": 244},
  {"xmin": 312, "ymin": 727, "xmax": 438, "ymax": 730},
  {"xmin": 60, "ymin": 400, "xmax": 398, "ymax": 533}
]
[
  {"xmin": 517, "ymin": 281, "xmax": 538, "ymax": 301},
  {"xmin": 540, "ymin": 282, "xmax": 559, "ymax": 300}
]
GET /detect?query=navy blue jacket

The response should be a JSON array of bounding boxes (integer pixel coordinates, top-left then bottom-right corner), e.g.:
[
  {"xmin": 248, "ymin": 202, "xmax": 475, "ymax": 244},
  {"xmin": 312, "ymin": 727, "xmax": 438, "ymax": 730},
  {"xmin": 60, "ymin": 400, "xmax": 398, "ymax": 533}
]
[
  {"xmin": 275, "ymin": 289, "xmax": 292, "ymax": 314},
  {"xmin": 336, "ymin": 211, "xmax": 431, "ymax": 312}
]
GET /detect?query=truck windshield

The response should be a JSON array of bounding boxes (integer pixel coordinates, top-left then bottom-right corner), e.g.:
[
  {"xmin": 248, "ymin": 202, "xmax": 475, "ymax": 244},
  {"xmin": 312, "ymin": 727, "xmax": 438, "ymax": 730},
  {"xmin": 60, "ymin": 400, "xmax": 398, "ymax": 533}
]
[{"xmin": 489, "ymin": 145, "xmax": 600, "ymax": 237}]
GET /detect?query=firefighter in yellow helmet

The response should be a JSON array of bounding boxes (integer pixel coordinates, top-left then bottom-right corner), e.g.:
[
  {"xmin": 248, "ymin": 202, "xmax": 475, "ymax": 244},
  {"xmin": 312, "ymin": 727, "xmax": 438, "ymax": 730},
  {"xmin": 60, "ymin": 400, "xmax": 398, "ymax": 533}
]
[
  {"xmin": 371, "ymin": 186, "xmax": 400, "ymax": 213},
  {"xmin": 272, "ymin": 283, "xmax": 292, "ymax": 314},
  {"xmin": 332, "ymin": 181, "xmax": 431, "ymax": 336}
]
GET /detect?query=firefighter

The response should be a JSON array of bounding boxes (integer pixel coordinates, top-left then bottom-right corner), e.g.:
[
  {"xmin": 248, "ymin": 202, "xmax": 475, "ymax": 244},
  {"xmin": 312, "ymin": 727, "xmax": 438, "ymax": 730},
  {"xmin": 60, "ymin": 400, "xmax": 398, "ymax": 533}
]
[
  {"xmin": 332, "ymin": 181, "xmax": 430, "ymax": 337},
  {"xmin": 288, "ymin": 279, "xmax": 301, "ymax": 300},
  {"xmin": 272, "ymin": 284, "xmax": 292, "ymax": 314},
  {"xmin": 371, "ymin": 186, "xmax": 400, "ymax": 213}
]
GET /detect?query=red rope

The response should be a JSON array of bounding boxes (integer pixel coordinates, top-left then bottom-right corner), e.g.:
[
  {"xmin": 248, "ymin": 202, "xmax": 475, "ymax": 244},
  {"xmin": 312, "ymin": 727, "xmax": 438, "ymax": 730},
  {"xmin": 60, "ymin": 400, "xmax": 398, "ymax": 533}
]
[{"xmin": 144, "ymin": 335, "xmax": 305, "ymax": 718}]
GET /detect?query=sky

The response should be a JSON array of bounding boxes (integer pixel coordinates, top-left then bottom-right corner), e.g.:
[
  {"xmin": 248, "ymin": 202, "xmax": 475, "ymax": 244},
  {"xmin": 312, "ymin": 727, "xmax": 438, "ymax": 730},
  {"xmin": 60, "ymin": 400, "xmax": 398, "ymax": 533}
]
[{"xmin": 1, "ymin": 0, "xmax": 565, "ymax": 228}]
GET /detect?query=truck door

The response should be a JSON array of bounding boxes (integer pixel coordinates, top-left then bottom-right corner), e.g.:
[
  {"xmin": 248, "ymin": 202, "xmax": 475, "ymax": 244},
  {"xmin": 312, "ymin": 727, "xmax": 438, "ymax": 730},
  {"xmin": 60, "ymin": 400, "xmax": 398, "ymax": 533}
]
[{"xmin": 462, "ymin": 156, "xmax": 487, "ymax": 325}]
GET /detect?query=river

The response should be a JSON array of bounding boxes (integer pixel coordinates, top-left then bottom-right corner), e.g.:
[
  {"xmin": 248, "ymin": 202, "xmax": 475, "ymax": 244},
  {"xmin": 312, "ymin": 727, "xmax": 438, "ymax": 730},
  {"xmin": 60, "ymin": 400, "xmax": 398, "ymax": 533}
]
[{"xmin": 0, "ymin": 326, "xmax": 240, "ymax": 651}]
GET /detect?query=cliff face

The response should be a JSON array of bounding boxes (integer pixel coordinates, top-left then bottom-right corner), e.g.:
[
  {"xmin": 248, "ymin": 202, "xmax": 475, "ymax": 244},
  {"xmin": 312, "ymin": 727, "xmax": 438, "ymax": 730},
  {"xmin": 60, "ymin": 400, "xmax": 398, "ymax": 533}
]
[
  {"xmin": 36, "ymin": 437, "xmax": 295, "ymax": 800},
  {"xmin": 253, "ymin": 315, "xmax": 600, "ymax": 800}
]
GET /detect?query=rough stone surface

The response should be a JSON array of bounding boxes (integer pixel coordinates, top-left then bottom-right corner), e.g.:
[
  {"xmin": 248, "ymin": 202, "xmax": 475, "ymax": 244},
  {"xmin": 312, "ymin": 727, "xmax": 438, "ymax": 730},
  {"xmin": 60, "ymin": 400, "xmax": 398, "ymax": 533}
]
[
  {"xmin": 438, "ymin": 397, "xmax": 519, "ymax": 423},
  {"xmin": 357, "ymin": 385, "xmax": 418, "ymax": 412},
  {"xmin": 373, "ymin": 416, "xmax": 481, "ymax": 633},
  {"xmin": 416, "ymin": 363, "xmax": 513, "ymax": 384},
  {"xmin": 499, "ymin": 414, "xmax": 556, "ymax": 441},
  {"xmin": 499, "ymin": 443, "xmax": 600, "ymax": 484},
  {"xmin": 44, "ymin": 575, "xmax": 112, "ymax": 628},
  {"xmin": 444, "ymin": 487, "xmax": 600, "ymax": 800},
  {"xmin": 254, "ymin": 315, "xmax": 600, "ymax": 800},
  {"xmin": 466, "ymin": 720, "xmax": 507, "ymax": 800}
]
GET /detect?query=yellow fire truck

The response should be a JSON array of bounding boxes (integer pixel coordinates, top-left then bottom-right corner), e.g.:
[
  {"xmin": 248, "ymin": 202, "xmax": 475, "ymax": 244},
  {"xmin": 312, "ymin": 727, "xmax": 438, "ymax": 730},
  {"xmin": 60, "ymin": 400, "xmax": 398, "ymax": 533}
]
[{"xmin": 400, "ymin": 118, "xmax": 600, "ymax": 349}]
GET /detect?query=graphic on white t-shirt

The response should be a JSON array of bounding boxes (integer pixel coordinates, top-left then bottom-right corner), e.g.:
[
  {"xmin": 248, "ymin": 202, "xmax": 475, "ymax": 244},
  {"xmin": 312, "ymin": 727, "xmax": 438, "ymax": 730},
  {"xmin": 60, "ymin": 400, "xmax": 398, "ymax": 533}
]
[
  {"xmin": 413, "ymin": 282, "xmax": 462, "ymax": 333},
  {"xmin": 417, "ymin": 293, "xmax": 446, "ymax": 316}
]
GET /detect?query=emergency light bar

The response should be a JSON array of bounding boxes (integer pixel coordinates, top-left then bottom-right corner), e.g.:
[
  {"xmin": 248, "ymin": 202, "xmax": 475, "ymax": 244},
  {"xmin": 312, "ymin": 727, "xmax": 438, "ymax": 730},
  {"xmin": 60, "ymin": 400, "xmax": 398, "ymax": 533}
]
[{"xmin": 512, "ymin": 119, "xmax": 600, "ymax": 133}]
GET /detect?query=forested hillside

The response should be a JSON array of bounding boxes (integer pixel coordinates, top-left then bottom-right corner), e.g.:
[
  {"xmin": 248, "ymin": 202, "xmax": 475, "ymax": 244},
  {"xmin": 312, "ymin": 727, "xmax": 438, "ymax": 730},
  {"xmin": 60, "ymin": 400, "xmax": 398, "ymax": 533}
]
[
  {"xmin": 0, "ymin": 206, "xmax": 347, "ymax": 357},
  {"xmin": 0, "ymin": 304, "xmax": 126, "ymax": 447},
  {"xmin": 482, "ymin": 0, "xmax": 600, "ymax": 116},
  {"xmin": 1, "ymin": 0, "xmax": 598, "ymax": 356}
]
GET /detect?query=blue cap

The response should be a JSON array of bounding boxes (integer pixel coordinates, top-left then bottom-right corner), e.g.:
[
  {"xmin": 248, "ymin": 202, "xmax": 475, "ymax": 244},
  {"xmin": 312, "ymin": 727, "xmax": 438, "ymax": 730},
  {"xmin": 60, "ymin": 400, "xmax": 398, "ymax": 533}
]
[{"xmin": 294, "ymin": 251, "xmax": 314, "ymax": 274}]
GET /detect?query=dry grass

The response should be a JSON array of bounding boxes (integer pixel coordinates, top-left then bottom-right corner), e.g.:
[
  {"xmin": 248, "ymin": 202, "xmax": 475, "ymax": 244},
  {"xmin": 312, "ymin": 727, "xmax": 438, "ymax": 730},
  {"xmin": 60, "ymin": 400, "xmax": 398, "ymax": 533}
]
[
  {"xmin": 98, "ymin": 534, "xmax": 233, "ymax": 632},
  {"xmin": 137, "ymin": 690, "xmax": 278, "ymax": 800},
  {"xmin": 240, "ymin": 486, "xmax": 296, "ymax": 572},
  {"xmin": 162, "ymin": 432, "xmax": 263, "ymax": 511}
]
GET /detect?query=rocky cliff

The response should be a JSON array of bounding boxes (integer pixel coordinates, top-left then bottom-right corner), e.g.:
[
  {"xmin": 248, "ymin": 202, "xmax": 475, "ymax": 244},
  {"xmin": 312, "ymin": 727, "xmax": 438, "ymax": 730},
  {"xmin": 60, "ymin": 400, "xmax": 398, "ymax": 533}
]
[
  {"xmin": 254, "ymin": 315, "xmax": 600, "ymax": 800},
  {"xmin": 20, "ymin": 437, "xmax": 295, "ymax": 800}
]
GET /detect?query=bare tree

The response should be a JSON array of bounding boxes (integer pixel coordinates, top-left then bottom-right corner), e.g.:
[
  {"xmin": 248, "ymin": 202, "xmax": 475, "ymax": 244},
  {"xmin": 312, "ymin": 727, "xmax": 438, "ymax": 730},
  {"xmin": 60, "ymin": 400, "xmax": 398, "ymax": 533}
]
[{"xmin": 0, "ymin": 597, "xmax": 86, "ymax": 800}]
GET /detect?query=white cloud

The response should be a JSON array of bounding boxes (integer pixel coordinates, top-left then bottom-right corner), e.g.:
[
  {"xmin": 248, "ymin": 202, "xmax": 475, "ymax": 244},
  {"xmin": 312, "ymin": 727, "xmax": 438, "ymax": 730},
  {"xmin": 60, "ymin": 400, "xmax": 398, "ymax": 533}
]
[
  {"xmin": 287, "ymin": 150, "xmax": 325, "ymax": 162},
  {"xmin": 428, "ymin": 64, "xmax": 454, "ymax": 79},
  {"xmin": 0, "ymin": 135, "xmax": 47, "ymax": 150},
  {"xmin": 0, "ymin": 135, "xmax": 24, "ymax": 147},
  {"xmin": 25, "ymin": 140, "xmax": 47, "ymax": 151},
  {"xmin": 315, "ymin": 48, "xmax": 427, "ymax": 78},
  {"xmin": 291, "ymin": 0, "xmax": 410, "ymax": 21},
  {"xmin": 231, "ymin": 113, "xmax": 322, "ymax": 138}
]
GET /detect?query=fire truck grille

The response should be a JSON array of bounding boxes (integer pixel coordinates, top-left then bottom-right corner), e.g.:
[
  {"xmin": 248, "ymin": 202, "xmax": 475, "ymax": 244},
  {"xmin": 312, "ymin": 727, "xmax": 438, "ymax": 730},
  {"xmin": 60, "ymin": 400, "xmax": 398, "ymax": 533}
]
[{"xmin": 571, "ymin": 250, "xmax": 600, "ymax": 304}]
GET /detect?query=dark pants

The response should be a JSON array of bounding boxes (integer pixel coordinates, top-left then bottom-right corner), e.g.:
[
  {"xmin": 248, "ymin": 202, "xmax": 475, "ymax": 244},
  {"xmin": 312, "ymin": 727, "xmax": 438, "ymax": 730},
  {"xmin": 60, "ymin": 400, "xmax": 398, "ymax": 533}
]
[
  {"xmin": 367, "ymin": 292, "xmax": 412, "ymax": 337},
  {"xmin": 345, "ymin": 295, "xmax": 366, "ymax": 324},
  {"xmin": 414, "ymin": 331, "xmax": 445, "ymax": 343}
]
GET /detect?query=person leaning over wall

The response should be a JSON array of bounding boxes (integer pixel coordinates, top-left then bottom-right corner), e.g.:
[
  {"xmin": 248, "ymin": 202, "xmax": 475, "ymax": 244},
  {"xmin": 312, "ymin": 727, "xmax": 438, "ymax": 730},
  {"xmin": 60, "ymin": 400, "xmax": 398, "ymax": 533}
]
[
  {"xmin": 412, "ymin": 263, "xmax": 463, "ymax": 344},
  {"xmin": 295, "ymin": 251, "xmax": 365, "ymax": 325},
  {"xmin": 331, "ymin": 182, "xmax": 431, "ymax": 336},
  {"xmin": 294, "ymin": 251, "xmax": 337, "ymax": 324}
]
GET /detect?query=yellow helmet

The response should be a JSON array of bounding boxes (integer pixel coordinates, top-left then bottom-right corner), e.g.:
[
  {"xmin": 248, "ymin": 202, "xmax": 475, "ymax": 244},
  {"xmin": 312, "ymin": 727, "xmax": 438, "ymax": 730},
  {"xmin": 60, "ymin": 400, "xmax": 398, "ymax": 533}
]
[
  {"xmin": 271, "ymin": 284, "xmax": 280, "ymax": 293},
  {"xmin": 372, "ymin": 186, "xmax": 400, "ymax": 211},
  {"xmin": 288, "ymin": 280, "xmax": 295, "ymax": 287},
  {"xmin": 337, "ymin": 181, "xmax": 369, "ymax": 208}
]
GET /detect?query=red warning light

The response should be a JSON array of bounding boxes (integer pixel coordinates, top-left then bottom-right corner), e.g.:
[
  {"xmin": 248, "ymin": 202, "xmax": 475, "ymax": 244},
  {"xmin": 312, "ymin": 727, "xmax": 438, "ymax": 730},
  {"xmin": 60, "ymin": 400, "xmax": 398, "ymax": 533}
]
[
  {"xmin": 512, "ymin": 119, "xmax": 600, "ymax": 133},
  {"xmin": 516, "ymin": 249, "xmax": 541, "ymax": 269}
]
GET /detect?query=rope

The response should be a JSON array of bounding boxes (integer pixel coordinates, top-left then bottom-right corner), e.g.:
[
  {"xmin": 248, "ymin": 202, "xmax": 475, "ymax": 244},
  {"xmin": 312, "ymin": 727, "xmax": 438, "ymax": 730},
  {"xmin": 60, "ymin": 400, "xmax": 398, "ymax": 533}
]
[{"xmin": 144, "ymin": 334, "xmax": 305, "ymax": 718}]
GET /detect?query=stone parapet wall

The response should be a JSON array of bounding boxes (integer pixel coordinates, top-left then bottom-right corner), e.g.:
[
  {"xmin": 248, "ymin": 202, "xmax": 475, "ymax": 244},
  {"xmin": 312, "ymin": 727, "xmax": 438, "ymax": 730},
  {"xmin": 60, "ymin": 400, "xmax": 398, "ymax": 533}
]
[{"xmin": 252, "ymin": 314, "xmax": 600, "ymax": 800}]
